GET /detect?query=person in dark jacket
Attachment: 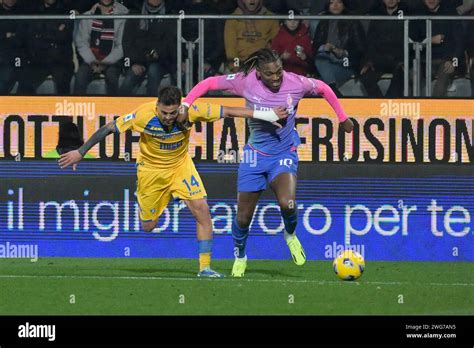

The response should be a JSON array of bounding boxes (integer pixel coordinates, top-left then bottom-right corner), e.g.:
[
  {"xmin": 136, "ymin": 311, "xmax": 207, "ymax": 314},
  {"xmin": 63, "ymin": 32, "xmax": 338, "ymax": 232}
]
[
  {"xmin": 73, "ymin": 0, "xmax": 129, "ymax": 95},
  {"xmin": 0, "ymin": 0, "xmax": 27, "ymax": 94},
  {"xmin": 312, "ymin": 0, "xmax": 366, "ymax": 96},
  {"xmin": 18, "ymin": 0, "xmax": 74, "ymax": 95},
  {"xmin": 359, "ymin": 0, "xmax": 407, "ymax": 97},
  {"xmin": 118, "ymin": 0, "xmax": 176, "ymax": 96},
  {"xmin": 412, "ymin": 0, "xmax": 464, "ymax": 96}
]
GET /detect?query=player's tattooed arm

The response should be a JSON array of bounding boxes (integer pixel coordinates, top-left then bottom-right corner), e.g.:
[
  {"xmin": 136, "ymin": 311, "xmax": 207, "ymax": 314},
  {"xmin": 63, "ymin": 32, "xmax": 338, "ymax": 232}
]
[
  {"xmin": 58, "ymin": 121, "xmax": 117, "ymax": 170},
  {"xmin": 77, "ymin": 121, "xmax": 117, "ymax": 156}
]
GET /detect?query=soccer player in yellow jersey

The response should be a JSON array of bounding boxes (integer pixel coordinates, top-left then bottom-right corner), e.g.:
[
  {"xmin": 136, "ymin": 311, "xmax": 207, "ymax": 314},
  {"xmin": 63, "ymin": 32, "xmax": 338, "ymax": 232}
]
[{"xmin": 59, "ymin": 86, "xmax": 288, "ymax": 277}]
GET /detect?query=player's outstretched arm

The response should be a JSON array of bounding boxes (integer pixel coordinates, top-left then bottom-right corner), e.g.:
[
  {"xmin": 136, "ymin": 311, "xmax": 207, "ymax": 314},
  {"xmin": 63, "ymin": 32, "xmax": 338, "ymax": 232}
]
[
  {"xmin": 58, "ymin": 121, "xmax": 117, "ymax": 169},
  {"xmin": 222, "ymin": 106, "xmax": 288, "ymax": 122},
  {"xmin": 315, "ymin": 79, "xmax": 354, "ymax": 133},
  {"xmin": 177, "ymin": 76, "xmax": 224, "ymax": 124},
  {"xmin": 182, "ymin": 76, "xmax": 222, "ymax": 107}
]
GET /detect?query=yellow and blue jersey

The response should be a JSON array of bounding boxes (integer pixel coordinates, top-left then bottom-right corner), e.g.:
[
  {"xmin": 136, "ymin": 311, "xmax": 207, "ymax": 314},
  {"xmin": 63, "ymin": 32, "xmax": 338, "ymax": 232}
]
[{"xmin": 115, "ymin": 101, "xmax": 222, "ymax": 169}]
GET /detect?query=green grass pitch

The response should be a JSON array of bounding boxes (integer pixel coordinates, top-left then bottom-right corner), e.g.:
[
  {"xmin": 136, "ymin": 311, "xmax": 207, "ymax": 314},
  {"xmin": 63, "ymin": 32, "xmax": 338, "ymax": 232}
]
[{"xmin": 0, "ymin": 258, "xmax": 472, "ymax": 315}]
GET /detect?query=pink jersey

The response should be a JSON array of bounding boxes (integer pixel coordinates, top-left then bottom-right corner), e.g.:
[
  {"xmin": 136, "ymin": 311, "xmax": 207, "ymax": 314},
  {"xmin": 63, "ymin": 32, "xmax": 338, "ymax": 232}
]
[
  {"xmin": 217, "ymin": 70, "xmax": 318, "ymax": 154},
  {"xmin": 183, "ymin": 70, "xmax": 348, "ymax": 155}
]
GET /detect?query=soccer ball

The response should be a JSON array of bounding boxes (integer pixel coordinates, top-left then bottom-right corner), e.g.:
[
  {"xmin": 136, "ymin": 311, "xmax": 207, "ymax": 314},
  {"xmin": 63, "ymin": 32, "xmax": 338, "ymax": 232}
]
[{"xmin": 333, "ymin": 250, "xmax": 365, "ymax": 281}]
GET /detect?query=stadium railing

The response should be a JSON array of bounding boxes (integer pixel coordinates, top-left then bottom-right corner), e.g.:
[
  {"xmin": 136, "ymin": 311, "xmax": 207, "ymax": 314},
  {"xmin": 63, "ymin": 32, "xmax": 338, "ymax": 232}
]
[{"xmin": 1, "ymin": 14, "xmax": 473, "ymax": 97}]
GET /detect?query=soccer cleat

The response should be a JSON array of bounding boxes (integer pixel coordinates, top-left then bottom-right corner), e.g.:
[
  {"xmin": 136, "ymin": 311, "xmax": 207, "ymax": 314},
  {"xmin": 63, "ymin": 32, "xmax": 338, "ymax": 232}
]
[
  {"xmin": 231, "ymin": 256, "xmax": 247, "ymax": 277},
  {"xmin": 197, "ymin": 268, "xmax": 224, "ymax": 278},
  {"xmin": 286, "ymin": 235, "xmax": 306, "ymax": 266}
]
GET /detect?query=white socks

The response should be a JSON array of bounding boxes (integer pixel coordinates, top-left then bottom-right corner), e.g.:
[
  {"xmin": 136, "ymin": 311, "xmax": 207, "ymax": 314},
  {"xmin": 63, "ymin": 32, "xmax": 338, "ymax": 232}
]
[{"xmin": 284, "ymin": 231, "xmax": 296, "ymax": 242}]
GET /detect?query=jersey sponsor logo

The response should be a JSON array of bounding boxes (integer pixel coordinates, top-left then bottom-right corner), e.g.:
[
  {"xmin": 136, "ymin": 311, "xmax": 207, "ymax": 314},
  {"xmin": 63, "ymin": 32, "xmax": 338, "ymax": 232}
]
[
  {"xmin": 226, "ymin": 74, "xmax": 236, "ymax": 80},
  {"xmin": 159, "ymin": 140, "xmax": 183, "ymax": 150},
  {"xmin": 144, "ymin": 127, "xmax": 183, "ymax": 139}
]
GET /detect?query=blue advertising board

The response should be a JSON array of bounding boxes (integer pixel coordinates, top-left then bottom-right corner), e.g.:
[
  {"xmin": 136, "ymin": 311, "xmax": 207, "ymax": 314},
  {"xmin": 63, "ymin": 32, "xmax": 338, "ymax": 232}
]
[{"xmin": 0, "ymin": 161, "xmax": 472, "ymax": 261}]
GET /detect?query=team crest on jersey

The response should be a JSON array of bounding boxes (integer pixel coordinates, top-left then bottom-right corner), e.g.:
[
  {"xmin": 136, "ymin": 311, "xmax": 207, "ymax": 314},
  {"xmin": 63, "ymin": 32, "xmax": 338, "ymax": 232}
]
[
  {"xmin": 226, "ymin": 74, "xmax": 236, "ymax": 80},
  {"xmin": 123, "ymin": 113, "xmax": 135, "ymax": 123}
]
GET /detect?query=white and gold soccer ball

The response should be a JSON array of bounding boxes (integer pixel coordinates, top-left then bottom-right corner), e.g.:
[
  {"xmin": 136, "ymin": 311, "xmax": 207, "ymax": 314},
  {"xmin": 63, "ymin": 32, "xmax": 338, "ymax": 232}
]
[{"xmin": 333, "ymin": 250, "xmax": 365, "ymax": 281}]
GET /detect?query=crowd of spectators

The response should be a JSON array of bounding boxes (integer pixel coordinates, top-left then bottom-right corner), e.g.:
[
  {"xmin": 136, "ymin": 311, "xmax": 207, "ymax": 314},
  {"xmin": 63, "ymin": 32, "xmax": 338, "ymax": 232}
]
[{"xmin": 0, "ymin": 0, "xmax": 472, "ymax": 97}]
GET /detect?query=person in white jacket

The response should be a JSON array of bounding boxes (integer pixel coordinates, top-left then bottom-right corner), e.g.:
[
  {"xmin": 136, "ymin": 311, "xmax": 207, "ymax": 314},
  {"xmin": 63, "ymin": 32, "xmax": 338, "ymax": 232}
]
[{"xmin": 73, "ymin": 0, "xmax": 128, "ymax": 95}]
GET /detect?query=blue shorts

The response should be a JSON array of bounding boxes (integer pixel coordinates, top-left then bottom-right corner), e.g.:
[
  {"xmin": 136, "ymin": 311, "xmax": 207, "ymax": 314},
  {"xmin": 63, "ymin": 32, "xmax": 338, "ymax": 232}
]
[{"xmin": 237, "ymin": 144, "xmax": 299, "ymax": 192}]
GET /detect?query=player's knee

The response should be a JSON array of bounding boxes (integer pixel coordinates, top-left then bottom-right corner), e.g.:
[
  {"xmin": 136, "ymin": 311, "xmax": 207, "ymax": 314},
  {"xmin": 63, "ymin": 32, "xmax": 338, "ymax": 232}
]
[
  {"xmin": 236, "ymin": 214, "xmax": 252, "ymax": 229},
  {"xmin": 278, "ymin": 198, "xmax": 296, "ymax": 216},
  {"xmin": 141, "ymin": 220, "xmax": 157, "ymax": 232},
  {"xmin": 190, "ymin": 200, "xmax": 212, "ymax": 221}
]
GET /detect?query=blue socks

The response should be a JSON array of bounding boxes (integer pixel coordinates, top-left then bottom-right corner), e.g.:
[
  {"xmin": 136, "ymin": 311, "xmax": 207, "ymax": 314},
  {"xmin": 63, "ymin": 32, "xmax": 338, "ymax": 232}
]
[
  {"xmin": 198, "ymin": 239, "xmax": 213, "ymax": 254},
  {"xmin": 232, "ymin": 218, "xmax": 249, "ymax": 258},
  {"xmin": 282, "ymin": 210, "xmax": 298, "ymax": 234},
  {"xmin": 232, "ymin": 210, "xmax": 296, "ymax": 258}
]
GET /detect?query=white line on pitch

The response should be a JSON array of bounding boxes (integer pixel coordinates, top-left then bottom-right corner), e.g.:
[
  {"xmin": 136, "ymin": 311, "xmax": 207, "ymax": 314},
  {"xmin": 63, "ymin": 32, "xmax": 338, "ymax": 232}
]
[{"xmin": 0, "ymin": 274, "xmax": 472, "ymax": 287}]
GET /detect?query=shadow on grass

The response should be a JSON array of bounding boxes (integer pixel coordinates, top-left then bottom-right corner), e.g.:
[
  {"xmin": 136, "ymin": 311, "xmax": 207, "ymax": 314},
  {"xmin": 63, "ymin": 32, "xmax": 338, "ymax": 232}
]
[{"xmin": 243, "ymin": 268, "xmax": 301, "ymax": 278}]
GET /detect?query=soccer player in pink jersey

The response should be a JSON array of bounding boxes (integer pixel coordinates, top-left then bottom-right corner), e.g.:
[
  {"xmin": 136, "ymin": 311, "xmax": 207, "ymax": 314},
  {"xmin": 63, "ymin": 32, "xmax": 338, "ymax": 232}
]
[{"xmin": 180, "ymin": 48, "xmax": 354, "ymax": 277}]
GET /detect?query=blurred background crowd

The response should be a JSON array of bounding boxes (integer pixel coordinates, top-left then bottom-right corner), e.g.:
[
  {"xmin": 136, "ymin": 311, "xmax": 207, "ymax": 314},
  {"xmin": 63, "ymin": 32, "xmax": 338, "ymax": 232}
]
[{"xmin": 0, "ymin": 0, "xmax": 473, "ymax": 97}]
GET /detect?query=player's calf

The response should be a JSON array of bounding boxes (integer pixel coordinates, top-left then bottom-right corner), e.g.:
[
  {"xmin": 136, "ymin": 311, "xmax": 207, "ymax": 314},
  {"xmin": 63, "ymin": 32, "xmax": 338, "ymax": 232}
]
[{"xmin": 141, "ymin": 220, "xmax": 158, "ymax": 232}]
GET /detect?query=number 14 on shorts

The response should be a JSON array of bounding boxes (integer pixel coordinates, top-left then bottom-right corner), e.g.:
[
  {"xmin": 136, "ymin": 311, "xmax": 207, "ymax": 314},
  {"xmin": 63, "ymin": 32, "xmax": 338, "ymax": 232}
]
[{"xmin": 182, "ymin": 175, "xmax": 200, "ymax": 192}]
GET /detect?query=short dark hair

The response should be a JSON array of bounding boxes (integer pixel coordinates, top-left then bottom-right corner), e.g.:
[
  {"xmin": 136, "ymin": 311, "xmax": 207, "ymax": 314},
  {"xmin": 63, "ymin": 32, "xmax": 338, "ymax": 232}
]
[{"xmin": 158, "ymin": 86, "xmax": 182, "ymax": 106}]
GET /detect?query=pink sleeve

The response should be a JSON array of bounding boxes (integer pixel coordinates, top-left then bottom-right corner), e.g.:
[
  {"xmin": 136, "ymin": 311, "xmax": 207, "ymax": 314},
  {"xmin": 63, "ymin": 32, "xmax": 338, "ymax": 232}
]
[
  {"xmin": 304, "ymin": 78, "xmax": 348, "ymax": 123},
  {"xmin": 183, "ymin": 73, "xmax": 246, "ymax": 105}
]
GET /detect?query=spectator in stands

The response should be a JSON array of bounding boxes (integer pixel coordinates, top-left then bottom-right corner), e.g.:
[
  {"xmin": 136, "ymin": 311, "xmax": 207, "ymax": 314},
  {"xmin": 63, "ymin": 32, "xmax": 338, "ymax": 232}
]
[
  {"xmin": 359, "ymin": 0, "xmax": 407, "ymax": 98},
  {"xmin": 224, "ymin": 0, "xmax": 279, "ymax": 73},
  {"xmin": 0, "ymin": 0, "xmax": 27, "ymax": 94},
  {"xmin": 271, "ymin": 10, "xmax": 314, "ymax": 75},
  {"xmin": 119, "ymin": 0, "xmax": 176, "ymax": 96},
  {"xmin": 179, "ymin": 0, "xmax": 225, "ymax": 80},
  {"xmin": 73, "ymin": 0, "xmax": 129, "ymax": 95},
  {"xmin": 312, "ymin": 0, "xmax": 366, "ymax": 96},
  {"xmin": 412, "ymin": 0, "xmax": 464, "ymax": 96},
  {"xmin": 18, "ymin": 0, "xmax": 74, "ymax": 95}
]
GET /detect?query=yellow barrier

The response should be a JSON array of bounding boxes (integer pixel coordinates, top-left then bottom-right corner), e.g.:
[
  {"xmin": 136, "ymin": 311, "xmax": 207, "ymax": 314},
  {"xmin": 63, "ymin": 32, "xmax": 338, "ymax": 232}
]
[{"xmin": 0, "ymin": 97, "xmax": 473, "ymax": 163}]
